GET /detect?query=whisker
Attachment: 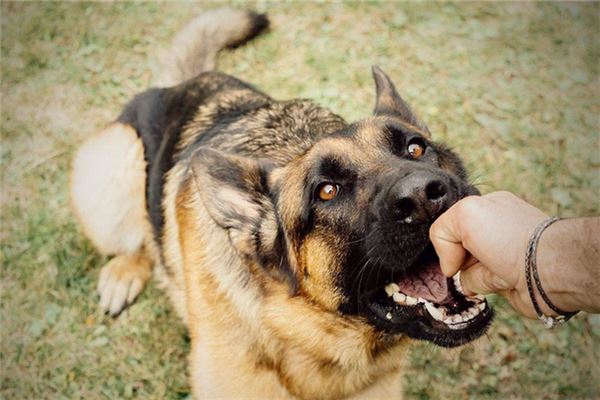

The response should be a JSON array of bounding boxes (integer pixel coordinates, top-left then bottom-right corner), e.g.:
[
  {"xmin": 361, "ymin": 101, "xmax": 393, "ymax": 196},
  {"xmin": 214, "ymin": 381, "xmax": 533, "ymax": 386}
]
[{"xmin": 355, "ymin": 258, "xmax": 372, "ymax": 304}]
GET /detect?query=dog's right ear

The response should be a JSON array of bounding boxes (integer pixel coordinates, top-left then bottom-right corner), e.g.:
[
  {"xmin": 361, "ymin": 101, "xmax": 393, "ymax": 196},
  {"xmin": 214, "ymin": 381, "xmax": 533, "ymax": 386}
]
[
  {"xmin": 372, "ymin": 65, "xmax": 430, "ymax": 134},
  {"xmin": 190, "ymin": 148, "xmax": 298, "ymax": 291}
]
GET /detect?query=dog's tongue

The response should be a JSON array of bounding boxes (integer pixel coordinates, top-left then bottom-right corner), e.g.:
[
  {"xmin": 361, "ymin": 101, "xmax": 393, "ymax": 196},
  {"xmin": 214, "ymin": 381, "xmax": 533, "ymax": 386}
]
[{"xmin": 396, "ymin": 261, "xmax": 450, "ymax": 304}]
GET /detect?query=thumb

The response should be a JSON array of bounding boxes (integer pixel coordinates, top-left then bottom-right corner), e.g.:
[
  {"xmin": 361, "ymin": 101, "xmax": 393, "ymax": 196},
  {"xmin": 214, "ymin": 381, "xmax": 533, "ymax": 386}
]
[{"xmin": 460, "ymin": 264, "xmax": 512, "ymax": 295}]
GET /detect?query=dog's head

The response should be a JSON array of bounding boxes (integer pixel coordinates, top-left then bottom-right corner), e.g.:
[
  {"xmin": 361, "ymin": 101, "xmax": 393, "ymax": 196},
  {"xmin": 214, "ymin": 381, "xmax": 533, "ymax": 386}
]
[{"xmin": 191, "ymin": 67, "xmax": 492, "ymax": 348}]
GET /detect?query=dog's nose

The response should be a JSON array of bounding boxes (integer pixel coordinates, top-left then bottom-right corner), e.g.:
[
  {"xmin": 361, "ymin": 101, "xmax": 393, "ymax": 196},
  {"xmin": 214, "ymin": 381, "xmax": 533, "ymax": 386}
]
[{"xmin": 387, "ymin": 172, "xmax": 449, "ymax": 224}]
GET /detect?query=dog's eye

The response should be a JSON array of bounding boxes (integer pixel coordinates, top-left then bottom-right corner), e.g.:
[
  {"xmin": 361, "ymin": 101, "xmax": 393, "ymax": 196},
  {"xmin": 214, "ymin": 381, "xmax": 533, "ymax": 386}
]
[
  {"xmin": 407, "ymin": 140, "xmax": 426, "ymax": 159},
  {"xmin": 317, "ymin": 182, "xmax": 339, "ymax": 201}
]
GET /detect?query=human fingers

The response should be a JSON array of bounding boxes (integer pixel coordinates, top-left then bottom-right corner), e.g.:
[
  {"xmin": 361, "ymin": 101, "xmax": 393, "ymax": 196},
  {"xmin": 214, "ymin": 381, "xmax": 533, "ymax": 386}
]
[
  {"xmin": 430, "ymin": 201, "xmax": 469, "ymax": 277},
  {"xmin": 460, "ymin": 263, "xmax": 512, "ymax": 295}
]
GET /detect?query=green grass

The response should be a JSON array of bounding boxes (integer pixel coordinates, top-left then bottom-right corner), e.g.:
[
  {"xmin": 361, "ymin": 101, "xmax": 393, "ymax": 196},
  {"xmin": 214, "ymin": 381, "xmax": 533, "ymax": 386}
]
[{"xmin": 1, "ymin": 2, "xmax": 598, "ymax": 399}]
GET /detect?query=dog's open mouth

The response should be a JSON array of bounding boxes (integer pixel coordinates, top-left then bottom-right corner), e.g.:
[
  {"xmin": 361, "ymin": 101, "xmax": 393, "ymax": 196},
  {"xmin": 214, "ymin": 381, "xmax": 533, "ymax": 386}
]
[{"xmin": 363, "ymin": 246, "xmax": 493, "ymax": 347}]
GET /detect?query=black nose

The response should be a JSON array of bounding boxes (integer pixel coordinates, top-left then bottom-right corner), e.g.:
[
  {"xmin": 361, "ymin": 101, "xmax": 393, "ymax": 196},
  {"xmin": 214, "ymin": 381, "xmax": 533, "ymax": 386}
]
[{"xmin": 387, "ymin": 172, "xmax": 449, "ymax": 224}]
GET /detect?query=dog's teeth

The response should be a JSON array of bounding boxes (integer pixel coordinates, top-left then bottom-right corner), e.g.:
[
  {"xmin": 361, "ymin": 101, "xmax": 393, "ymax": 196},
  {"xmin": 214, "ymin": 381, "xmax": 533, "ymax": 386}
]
[
  {"xmin": 405, "ymin": 296, "xmax": 418, "ymax": 305},
  {"xmin": 386, "ymin": 312, "xmax": 392, "ymax": 320},
  {"xmin": 425, "ymin": 303, "xmax": 445, "ymax": 321},
  {"xmin": 384, "ymin": 284, "xmax": 395, "ymax": 297},
  {"xmin": 448, "ymin": 322, "xmax": 468, "ymax": 330},
  {"xmin": 461, "ymin": 310, "xmax": 471, "ymax": 320},
  {"xmin": 444, "ymin": 314, "xmax": 465, "ymax": 325},
  {"xmin": 474, "ymin": 294, "xmax": 485, "ymax": 301},
  {"xmin": 384, "ymin": 283, "xmax": 401, "ymax": 297},
  {"xmin": 477, "ymin": 302, "xmax": 486, "ymax": 311},
  {"xmin": 417, "ymin": 297, "xmax": 427, "ymax": 304},
  {"xmin": 392, "ymin": 292, "xmax": 406, "ymax": 304},
  {"xmin": 453, "ymin": 272, "xmax": 465, "ymax": 295},
  {"xmin": 452, "ymin": 315, "xmax": 463, "ymax": 323}
]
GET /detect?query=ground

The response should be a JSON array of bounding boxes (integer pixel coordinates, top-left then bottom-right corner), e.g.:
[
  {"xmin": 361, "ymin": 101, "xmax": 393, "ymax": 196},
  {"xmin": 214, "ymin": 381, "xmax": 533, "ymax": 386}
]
[{"xmin": 1, "ymin": 2, "xmax": 598, "ymax": 399}]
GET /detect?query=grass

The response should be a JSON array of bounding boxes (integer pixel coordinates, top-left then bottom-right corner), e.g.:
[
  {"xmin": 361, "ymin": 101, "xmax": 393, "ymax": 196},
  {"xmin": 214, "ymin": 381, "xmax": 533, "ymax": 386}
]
[{"xmin": 1, "ymin": 2, "xmax": 598, "ymax": 399}]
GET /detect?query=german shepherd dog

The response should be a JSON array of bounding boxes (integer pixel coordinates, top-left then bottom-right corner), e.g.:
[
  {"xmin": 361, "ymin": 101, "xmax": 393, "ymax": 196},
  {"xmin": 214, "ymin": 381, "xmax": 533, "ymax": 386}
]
[{"xmin": 71, "ymin": 8, "xmax": 492, "ymax": 399}]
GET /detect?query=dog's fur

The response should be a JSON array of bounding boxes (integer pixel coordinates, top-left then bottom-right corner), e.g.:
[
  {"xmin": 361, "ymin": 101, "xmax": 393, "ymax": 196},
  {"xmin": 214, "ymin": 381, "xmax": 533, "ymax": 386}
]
[{"xmin": 71, "ymin": 9, "xmax": 488, "ymax": 399}]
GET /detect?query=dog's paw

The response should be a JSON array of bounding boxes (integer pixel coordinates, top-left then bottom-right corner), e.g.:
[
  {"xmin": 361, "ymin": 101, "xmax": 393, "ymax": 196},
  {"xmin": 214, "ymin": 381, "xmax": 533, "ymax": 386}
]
[{"xmin": 97, "ymin": 254, "xmax": 152, "ymax": 316}]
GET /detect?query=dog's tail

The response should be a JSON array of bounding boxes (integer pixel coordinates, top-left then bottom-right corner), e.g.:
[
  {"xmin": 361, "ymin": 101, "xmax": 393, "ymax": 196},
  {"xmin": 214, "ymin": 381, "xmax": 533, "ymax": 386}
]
[{"xmin": 157, "ymin": 8, "xmax": 269, "ymax": 87}]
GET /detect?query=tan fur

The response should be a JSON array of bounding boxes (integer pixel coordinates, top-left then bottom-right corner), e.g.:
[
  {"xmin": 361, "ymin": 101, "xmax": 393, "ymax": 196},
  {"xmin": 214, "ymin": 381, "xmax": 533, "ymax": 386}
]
[
  {"xmin": 157, "ymin": 9, "xmax": 267, "ymax": 87},
  {"xmin": 97, "ymin": 252, "xmax": 153, "ymax": 315},
  {"xmin": 156, "ymin": 163, "xmax": 194, "ymax": 323},
  {"xmin": 70, "ymin": 122, "xmax": 156, "ymax": 315},
  {"xmin": 300, "ymin": 236, "xmax": 345, "ymax": 311},
  {"xmin": 170, "ymin": 177, "xmax": 409, "ymax": 399},
  {"xmin": 70, "ymin": 123, "xmax": 151, "ymax": 256}
]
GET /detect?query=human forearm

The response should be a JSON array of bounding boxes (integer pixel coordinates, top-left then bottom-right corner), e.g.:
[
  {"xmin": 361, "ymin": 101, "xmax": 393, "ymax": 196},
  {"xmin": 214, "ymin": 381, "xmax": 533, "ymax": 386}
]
[{"xmin": 538, "ymin": 217, "xmax": 600, "ymax": 314}]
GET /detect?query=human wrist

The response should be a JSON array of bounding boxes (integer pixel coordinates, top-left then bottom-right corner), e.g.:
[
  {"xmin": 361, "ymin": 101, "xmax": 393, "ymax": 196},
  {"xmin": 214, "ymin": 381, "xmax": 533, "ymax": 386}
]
[{"xmin": 535, "ymin": 219, "xmax": 592, "ymax": 314}]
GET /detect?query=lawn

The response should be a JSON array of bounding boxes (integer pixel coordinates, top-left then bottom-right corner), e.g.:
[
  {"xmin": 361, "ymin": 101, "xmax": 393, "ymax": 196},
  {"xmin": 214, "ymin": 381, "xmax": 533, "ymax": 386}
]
[{"xmin": 1, "ymin": 2, "xmax": 598, "ymax": 399}]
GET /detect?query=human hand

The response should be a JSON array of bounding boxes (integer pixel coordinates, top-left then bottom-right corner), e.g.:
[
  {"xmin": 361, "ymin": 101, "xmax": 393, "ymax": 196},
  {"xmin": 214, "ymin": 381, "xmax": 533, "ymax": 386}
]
[{"xmin": 429, "ymin": 191, "xmax": 548, "ymax": 318}]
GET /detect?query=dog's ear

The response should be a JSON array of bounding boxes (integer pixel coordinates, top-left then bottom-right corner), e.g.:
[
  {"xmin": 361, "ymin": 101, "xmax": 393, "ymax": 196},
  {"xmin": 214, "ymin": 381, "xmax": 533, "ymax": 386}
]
[
  {"xmin": 190, "ymin": 148, "xmax": 298, "ymax": 290},
  {"xmin": 372, "ymin": 65, "xmax": 430, "ymax": 134}
]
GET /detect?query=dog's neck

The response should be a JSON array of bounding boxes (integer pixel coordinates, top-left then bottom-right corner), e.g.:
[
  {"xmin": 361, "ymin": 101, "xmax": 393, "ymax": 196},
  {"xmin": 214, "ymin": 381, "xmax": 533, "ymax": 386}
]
[
  {"xmin": 189, "ymin": 267, "xmax": 409, "ymax": 399},
  {"xmin": 177, "ymin": 184, "xmax": 409, "ymax": 399}
]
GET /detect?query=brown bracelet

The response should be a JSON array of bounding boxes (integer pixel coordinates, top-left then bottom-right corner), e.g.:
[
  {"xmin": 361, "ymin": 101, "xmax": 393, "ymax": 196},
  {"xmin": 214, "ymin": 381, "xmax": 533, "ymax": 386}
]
[{"xmin": 525, "ymin": 216, "xmax": 578, "ymax": 328}]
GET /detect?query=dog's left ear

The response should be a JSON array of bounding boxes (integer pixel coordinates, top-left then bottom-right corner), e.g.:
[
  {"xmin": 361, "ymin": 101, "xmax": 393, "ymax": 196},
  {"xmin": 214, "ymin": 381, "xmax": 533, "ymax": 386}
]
[
  {"xmin": 190, "ymin": 148, "xmax": 298, "ymax": 289},
  {"xmin": 372, "ymin": 65, "xmax": 430, "ymax": 134}
]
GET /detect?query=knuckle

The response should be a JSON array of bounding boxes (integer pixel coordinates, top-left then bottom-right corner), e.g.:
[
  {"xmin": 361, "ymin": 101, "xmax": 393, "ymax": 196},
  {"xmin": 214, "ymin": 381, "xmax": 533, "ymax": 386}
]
[
  {"xmin": 429, "ymin": 218, "xmax": 442, "ymax": 237},
  {"xmin": 454, "ymin": 197, "xmax": 482, "ymax": 241},
  {"xmin": 491, "ymin": 190, "xmax": 515, "ymax": 201},
  {"xmin": 456, "ymin": 196, "xmax": 482, "ymax": 220}
]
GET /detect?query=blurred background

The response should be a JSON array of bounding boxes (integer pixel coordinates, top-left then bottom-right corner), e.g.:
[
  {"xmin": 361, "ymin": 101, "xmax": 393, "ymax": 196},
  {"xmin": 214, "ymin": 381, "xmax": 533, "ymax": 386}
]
[{"xmin": 1, "ymin": 2, "xmax": 598, "ymax": 398}]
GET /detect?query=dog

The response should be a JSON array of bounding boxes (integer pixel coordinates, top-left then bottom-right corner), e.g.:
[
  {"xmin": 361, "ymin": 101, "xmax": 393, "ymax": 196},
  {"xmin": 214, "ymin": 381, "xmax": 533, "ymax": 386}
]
[{"xmin": 70, "ymin": 8, "xmax": 492, "ymax": 399}]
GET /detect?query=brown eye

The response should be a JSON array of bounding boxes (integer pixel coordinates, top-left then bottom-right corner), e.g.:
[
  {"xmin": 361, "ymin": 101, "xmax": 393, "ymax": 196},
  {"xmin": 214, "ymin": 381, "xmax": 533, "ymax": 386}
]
[
  {"xmin": 408, "ymin": 141, "xmax": 425, "ymax": 159},
  {"xmin": 318, "ymin": 183, "xmax": 339, "ymax": 201}
]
